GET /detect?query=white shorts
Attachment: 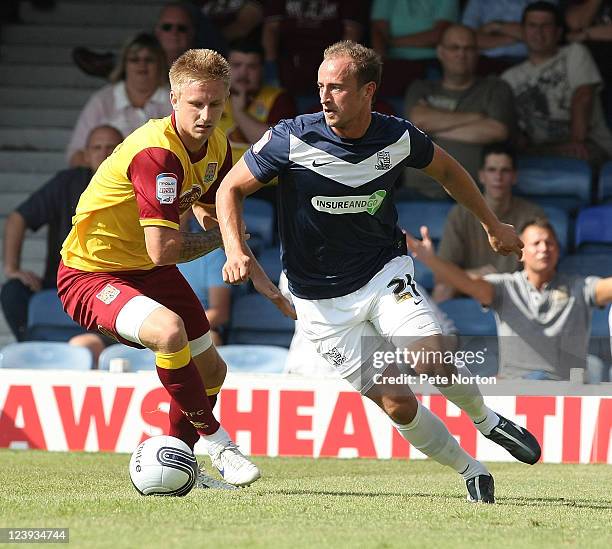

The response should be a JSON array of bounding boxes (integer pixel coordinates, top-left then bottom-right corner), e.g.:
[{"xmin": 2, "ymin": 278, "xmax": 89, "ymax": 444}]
[{"xmin": 291, "ymin": 256, "xmax": 441, "ymax": 393}]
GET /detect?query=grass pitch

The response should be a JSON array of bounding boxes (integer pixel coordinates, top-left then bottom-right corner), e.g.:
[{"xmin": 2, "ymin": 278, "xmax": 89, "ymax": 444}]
[{"xmin": 0, "ymin": 450, "xmax": 610, "ymax": 549}]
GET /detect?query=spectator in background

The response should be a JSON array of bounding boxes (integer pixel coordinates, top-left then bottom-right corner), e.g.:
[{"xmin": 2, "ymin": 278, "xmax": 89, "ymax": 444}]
[
  {"xmin": 502, "ymin": 1, "xmax": 612, "ymax": 165},
  {"xmin": 462, "ymin": 0, "xmax": 557, "ymax": 74},
  {"xmin": 403, "ymin": 24, "xmax": 515, "ymax": 199},
  {"xmin": 196, "ymin": 0, "xmax": 264, "ymax": 54},
  {"xmin": 1, "ymin": 125, "xmax": 122, "ymax": 361},
  {"xmin": 178, "ymin": 248, "xmax": 231, "ymax": 346},
  {"xmin": 262, "ymin": 0, "xmax": 365, "ymax": 95},
  {"xmin": 73, "ymin": 2, "xmax": 197, "ymax": 79},
  {"xmin": 219, "ymin": 39, "xmax": 296, "ymax": 164},
  {"xmin": 407, "ymin": 219, "xmax": 612, "ymax": 381},
  {"xmin": 371, "ymin": 0, "xmax": 459, "ymax": 96},
  {"xmin": 564, "ymin": 0, "xmax": 612, "ymax": 124},
  {"xmin": 433, "ymin": 143, "xmax": 545, "ymax": 302},
  {"xmin": 67, "ymin": 33, "xmax": 172, "ymax": 167}
]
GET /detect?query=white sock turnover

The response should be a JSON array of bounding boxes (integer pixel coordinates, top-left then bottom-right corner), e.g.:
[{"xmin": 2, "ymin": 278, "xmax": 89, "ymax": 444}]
[{"xmin": 436, "ymin": 377, "xmax": 499, "ymax": 435}]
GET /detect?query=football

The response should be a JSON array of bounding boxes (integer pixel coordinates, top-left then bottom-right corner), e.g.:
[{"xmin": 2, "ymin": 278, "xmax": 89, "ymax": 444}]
[{"xmin": 129, "ymin": 435, "xmax": 198, "ymax": 496}]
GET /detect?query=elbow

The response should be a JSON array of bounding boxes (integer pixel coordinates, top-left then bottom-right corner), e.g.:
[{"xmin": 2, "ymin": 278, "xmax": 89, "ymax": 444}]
[
  {"xmin": 147, "ymin": 251, "xmax": 172, "ymax": 266},
  {"xmin": 145, "ymin": 244, "xmax": 176, "ymax": 266}
]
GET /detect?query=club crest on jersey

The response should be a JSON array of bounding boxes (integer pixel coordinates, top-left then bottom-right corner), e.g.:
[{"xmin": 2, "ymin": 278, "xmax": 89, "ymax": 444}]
[
  {"xmin": 311, "ymin": 190, "xmax": 387, "ymax": 215},
  {"xmin": 95, "ymin": 284, "xmax": 120, "ymax": 305},
  {"xmin": 204, "ymin": 162, "xmax": 218, "ymax": 183},
  {"xmin": 375, "ymin": 151, "xmax": 392, "ymax": 171},
  {"xmin": 156, "ymin": 173, "xmax": 178, "ymax": 204}
]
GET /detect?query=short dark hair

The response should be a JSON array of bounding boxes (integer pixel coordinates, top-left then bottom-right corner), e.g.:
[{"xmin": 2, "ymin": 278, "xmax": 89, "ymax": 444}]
[
  {"xmin": 522, "ymin": 1, "xmax": 563, "ymax": 27},
  {"xmin": 323, "ymin": 40, "xmax": 382, "ymax": 89},
  {"xmin": 481, "ymin": 142, "xmax": 517, "ymax": 169},
  {"xmin": 228, "ymin": 37, "xmax": 264, "ymax": 58},
  {"xmin": 519, "ymin": 217, "xmax": 558, "ymax": 244}
]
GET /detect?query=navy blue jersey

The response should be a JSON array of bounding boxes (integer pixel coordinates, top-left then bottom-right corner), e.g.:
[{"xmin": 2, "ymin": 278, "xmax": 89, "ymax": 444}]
[{"xmin": 244, "ymin": 112, "xmax": 434, "ymax": 299}]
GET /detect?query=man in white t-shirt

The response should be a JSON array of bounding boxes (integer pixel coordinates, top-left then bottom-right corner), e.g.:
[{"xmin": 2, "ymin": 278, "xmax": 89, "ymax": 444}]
[{"xmin": 502, "ymin": 1, "xmax": 612, "ymax": 164}]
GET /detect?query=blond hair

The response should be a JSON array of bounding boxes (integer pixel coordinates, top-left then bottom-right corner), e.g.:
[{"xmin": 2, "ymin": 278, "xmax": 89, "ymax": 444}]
[
  {"xmin": 323, "ymin": 41, "xmax": 382, "ymax": 89},
  {"xmin": 169, "ymin": 49, "xmax": 231, "ymax": 95}
]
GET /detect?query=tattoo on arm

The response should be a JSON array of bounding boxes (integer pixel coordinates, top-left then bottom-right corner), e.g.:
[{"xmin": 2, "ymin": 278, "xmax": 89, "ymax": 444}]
[{"xmin": 177, "ymin": 226, "xmax": 223, "ymax": 263}]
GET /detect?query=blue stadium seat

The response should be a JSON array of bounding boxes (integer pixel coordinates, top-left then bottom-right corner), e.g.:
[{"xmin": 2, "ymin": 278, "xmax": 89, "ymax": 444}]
[
  {"xmin": 228, "ymin": 293, "xmax": 295, "ymax": 347},
  {"xmin": 244, "ymin": 198, "xmax": 275, "ymax": 252},
  {"xmin": 541, "ymin": 205, "xmax": 569, "ymax": 254},
  {"xmin": 98, "ymin": 344, "xmax": 156, "ymax": 371},
  {"xmin": 396, "ymin": 200, "xmax": 453, "ymax": 245},
  {"xmin": 591, "ymin": 304, "xmax": 611, "ymax": 338},
  {"xmin": 558, "ymin": 253, "xmax": 612, "ymax": 278},
  {"xmin": 574, "ymin": 205, "xmax": 612, "ymax": 253},
  {"xmin": 0, "ymin": 341, "xmax": 93, "ymax": 370},
  {"xmin": 438, "ymin": 298, "xmax": 499, "ymax": 376},
  {"xmin": 217, "ymin": 344, "xmax": 288, "ymax": 373},
  {"xmin": 26, "ymin": 289, "xmax": 84, "ymax": 341},
  {"xmin": 257, "ymin": 245, "xmax": 282, "ymax": 283},
  {"xmin": 438, "ymin": 298, "xmax": 497, "ymax": 336},
  {"xmin": 597, "ymin": 160, "xmax": 612, "ymax": 203},
  {"xmin": 516, "ymin": 156, "xmax": 591, "ymax": 213}
]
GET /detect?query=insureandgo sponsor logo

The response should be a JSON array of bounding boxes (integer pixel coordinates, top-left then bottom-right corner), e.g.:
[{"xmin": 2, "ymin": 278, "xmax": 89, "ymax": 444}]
[{"xmin": 311, "ymin": 190, "xmax": 386, "ymax": 215}]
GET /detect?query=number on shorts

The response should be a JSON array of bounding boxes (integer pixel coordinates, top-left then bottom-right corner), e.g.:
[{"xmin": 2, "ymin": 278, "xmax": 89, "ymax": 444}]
[{"xmin": 387, "ymin": 273, "xmax": 422, "ymax": 304}]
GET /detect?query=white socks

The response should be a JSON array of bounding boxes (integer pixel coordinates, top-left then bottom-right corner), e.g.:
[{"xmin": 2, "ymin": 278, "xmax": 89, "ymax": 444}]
[
  {"xmin": 393, "ymin": 402, "xmax": 488, "ymax": 480},
  {"xmin": 202, "ymin": 425, "xmax": 231, "ymax": 453},
  {"xmin": 436, "ymin": 379, "xmax": 499, "ymax": 435}
]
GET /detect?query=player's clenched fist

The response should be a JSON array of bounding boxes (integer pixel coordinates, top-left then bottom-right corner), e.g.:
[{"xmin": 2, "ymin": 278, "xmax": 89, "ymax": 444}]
[
  {"xmin": 223, "ymin": 253, "xmax": 252, "ymax": 284},
  {"xmin": 485, "ymin": 221, "xmax": 524, "ymax": 259}
]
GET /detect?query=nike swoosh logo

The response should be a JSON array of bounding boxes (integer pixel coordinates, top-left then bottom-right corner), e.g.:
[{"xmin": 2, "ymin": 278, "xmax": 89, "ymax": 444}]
[
  {"xmin": 414, "ymin": 299, "xmax": 423, "ymax": 305},
  {"xmin": 312, "ymin": 160, "xmax": 334, "ymax": 167}
]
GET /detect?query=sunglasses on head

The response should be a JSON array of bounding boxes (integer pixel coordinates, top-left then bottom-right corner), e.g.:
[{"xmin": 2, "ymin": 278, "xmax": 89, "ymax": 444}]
[{"xmin": 159, "ymin": 23, "xmax": 189, "ymax": 33}]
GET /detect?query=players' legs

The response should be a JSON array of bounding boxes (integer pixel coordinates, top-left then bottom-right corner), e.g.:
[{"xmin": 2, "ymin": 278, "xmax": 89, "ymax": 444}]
[
  {"xmin": 169, "ymin": 342, "xmax": 227, "ymax": 450},
  {"xmin": 116, "ymin": 299, "xmax": 220, "ymax": 438},
  {"xmin": 373, "ymin": 256, "xmax": 540, "ymax": 465},
  {"xmin": 371, "ymin": 256, "xmax": 500, "ymax": 431},
  {"xmin": 292, "ymin": 283, "xmax": 491, "ymax": 494}
]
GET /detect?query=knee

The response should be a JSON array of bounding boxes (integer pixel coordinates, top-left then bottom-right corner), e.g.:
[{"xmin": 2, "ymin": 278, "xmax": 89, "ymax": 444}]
[
  {"xmin": 212, "ymin": 355, "xmax": 227, "ymax": 385},
  {"xmin": 381, "ymin": 394, "xmax": 418, "ymax": 425},
  {"xmin": 147, "ymin": 311, "xmax": 186, "ymax": 351}
]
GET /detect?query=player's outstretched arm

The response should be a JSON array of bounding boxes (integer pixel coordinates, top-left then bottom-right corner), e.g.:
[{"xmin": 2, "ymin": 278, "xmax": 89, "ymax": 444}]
[
  {"xmin": 217, "ymin": 157, "xmax": 265, "ymax": 285},
  {"xmin": 422, "ymin": 144, "xmax": 523, "ymax": 259},
  {"xmin": 405, "ymin": 226, "xmax": 495, "ymax": 306},
  {"xmin": 144, "ymin": 225, "xmax": 224, "ymax": 265}
]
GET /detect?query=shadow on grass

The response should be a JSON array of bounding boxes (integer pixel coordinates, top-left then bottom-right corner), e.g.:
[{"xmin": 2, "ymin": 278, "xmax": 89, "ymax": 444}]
[{"xmin": 262, "ymin": 488, "xmax": 612, "ymax": 510}]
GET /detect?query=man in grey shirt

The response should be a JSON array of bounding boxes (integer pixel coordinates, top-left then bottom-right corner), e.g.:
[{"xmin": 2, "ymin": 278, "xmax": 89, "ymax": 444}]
[
  {"xmin": 406, "ymin": 218, "xmax": 612, "ymax": 380},
  {"xmin": 404, "ymin": 24, "xmax": 515, "ymax": 199}
]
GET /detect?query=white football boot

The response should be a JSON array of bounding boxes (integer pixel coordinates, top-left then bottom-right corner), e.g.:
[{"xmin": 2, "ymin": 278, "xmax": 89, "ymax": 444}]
[
  {"xmin": 194, "ymin": 465, "xmax": 238, "ymax": 490},
  {"xmin": 204, "ymin": 427, "xmax": 261, "ymax": 487}
]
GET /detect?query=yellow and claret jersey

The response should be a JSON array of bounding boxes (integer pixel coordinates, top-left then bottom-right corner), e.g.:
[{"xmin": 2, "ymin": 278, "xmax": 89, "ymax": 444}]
[
  {"xmin": 61, "ymin": 114, "xmax": 231, "ymax": 272},
  {"xmin": 219, "ymin": 86, "xmax": 295, "ymax": 164}
]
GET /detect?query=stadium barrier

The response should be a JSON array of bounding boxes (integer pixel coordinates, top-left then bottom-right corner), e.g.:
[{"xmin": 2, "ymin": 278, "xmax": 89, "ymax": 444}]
[{"xmin": 0, "ymin": 369, "xmax": 610, "ymax": 464}]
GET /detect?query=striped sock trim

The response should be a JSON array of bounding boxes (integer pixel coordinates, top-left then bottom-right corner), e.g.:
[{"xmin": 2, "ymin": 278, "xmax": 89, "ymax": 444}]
[
  {"xmin": 156, "ymin": 344, "xmax": 191, "ymax": 369},
  {"xmin": 206, "ymin": 384, "xmax": 223, "ymax": 396}
]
